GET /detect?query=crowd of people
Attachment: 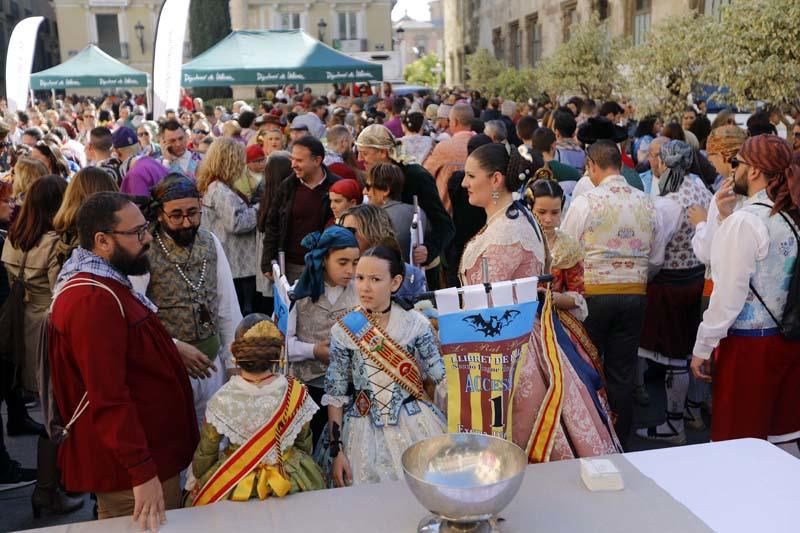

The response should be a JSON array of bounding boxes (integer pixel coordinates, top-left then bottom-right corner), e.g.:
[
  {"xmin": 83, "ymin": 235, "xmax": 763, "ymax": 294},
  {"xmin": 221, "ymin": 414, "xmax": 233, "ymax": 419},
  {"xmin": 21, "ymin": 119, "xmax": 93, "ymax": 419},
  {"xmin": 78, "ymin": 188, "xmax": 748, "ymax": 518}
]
[{"xmin": 0, "ymin": 81, "xmax": 798, "ymax": 531}]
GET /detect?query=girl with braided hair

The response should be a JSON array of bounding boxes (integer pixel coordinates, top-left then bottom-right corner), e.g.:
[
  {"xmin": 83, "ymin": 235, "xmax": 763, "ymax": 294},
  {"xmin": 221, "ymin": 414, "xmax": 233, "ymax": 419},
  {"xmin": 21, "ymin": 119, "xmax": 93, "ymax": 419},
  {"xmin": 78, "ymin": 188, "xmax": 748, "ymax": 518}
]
[{"xmin": 186, "ymin": 315, "xmax": 324, "ymax": 506}]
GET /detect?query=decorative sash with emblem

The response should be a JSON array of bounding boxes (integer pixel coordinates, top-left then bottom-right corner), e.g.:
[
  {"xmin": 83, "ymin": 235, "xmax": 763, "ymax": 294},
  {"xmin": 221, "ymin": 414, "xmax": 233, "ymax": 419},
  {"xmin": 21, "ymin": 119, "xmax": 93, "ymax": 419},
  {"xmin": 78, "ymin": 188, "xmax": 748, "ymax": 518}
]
[
  {"xmin": 337, "ymin": 308, "xmax": 425, "ymax": 409},
  {"xmin": 192, "ymin": 378, "xmax": 307, "ymax": 506}
]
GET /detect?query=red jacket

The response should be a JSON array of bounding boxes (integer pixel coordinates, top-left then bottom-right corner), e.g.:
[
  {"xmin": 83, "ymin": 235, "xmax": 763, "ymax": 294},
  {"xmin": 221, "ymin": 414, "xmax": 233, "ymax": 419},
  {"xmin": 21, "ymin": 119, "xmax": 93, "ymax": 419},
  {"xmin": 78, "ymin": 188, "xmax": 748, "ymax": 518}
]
[{"xmin": 50, "ymin": 274, "xmax": 198, "ymax": 492}]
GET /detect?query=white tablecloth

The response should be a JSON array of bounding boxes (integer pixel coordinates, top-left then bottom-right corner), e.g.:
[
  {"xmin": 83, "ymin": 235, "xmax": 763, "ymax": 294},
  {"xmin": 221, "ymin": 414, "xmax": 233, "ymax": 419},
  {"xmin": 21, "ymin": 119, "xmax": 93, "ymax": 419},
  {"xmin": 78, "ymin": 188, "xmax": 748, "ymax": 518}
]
[{"xmin": 20, "ymin": 438, "xmax": 798, "ymax": 533}]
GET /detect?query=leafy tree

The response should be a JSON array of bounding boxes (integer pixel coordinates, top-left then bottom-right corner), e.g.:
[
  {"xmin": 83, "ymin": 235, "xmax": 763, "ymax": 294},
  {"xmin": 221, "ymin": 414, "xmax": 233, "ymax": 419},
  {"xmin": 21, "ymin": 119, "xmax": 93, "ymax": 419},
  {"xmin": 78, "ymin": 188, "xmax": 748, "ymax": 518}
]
[
  {"xmin": 623, "ymin": 14, "xmax": 716, "ymax": 119},
  {"xmin": 710, "ymin": 0, "xmax": 800, "ymax": 108},
  {"xmin": 404, "ymin": 53, "xmax": 443, "ymax": 88},
  {"xmin": 463, "ymin": 48, "xmax": 536, "ymax": 101},
  {"xmin": 493, "ymin": 67, "xmax": 537, "ymax": 103},
  {"xmin": 465, "ymin": 48, "xmax": 503, "ymax": 93},
  {"xmin": 188, "ymin": 0, "xmax": 232, "ymax": 99},
  {"xmin": 534, "ymin": 15, "xmax": 626, "ymax": 100}
]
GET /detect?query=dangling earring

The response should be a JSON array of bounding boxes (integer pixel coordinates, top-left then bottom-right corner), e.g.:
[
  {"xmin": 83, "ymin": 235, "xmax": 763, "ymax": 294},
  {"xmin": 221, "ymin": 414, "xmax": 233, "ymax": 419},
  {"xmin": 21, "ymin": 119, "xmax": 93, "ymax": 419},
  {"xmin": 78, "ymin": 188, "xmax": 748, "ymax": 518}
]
[{"xmin": 491, "ymin": 189, "xmax": 500, "ymax": 204}]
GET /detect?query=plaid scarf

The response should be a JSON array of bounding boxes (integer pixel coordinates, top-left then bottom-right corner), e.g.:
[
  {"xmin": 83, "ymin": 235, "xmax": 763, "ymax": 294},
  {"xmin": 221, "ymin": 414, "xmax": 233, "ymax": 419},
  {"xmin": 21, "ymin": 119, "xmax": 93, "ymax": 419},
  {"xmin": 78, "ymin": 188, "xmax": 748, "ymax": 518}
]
[{"xmin": 55, "ymin": 246, "xmax": 158, "ymax": 313}]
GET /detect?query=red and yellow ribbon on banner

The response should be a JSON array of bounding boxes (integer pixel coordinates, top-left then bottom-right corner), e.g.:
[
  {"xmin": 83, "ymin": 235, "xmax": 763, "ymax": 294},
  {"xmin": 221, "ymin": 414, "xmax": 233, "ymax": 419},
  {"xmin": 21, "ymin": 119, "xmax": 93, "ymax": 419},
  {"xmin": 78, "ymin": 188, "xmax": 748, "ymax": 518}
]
[
  {"xmin": 519, "ymin": 288, "xmax": 564, "ymax": 463},
  {"xmin": 193, "ymin": 378, "xmax": 306, "ymax": 506}
]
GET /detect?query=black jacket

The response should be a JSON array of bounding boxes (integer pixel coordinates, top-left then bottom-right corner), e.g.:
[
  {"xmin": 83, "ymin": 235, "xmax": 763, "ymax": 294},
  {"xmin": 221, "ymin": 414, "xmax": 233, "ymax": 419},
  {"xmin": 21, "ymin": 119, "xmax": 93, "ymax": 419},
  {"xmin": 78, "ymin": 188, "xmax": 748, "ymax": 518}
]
[
  {"xmin": 396, "ymin": 162, "xmax": 455, "ymax": 266},
  {"xmin": 260, "ymin": 166, "xmax": 340, "ymax": 273}
]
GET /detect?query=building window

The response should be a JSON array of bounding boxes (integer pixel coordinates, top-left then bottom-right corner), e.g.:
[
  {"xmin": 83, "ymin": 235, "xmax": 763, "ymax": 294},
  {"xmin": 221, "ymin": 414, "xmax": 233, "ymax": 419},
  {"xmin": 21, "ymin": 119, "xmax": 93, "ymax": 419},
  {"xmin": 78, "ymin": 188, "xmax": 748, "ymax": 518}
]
[
  {"xmin": 492, "ymin": 27, "xmax": 504, "ymax": 61},
  {"xmin": 338, "ymin": 11, "xmax": 357, "ymax": 40},
  {"xmin": 597, "ymin": 0, "xmax": 609, "ymax": 20},
  {"xmin": 704, "ymin": 0, "xmax": 731, "ymax": 22},
  {"xmin": 526, "ymin": 15, "xmax": 542, "ymax": 67},
  {"xmin": 562, "ymin": 2, "xmax": 578, "ymax": 42},
  {"xmin": 280, "ymin": 12, "xmax": 301, "ymax": 29},
  {"xmin": 509, "ymin": 22, "xmax": 521, "ymax": 69},
  {"xmin": 633, "ymin": 0, "xmax": 651, "ymax": 45},
  {"xmin": 96, "ymin": 13, "xmax": 121, "ymax": 58}
]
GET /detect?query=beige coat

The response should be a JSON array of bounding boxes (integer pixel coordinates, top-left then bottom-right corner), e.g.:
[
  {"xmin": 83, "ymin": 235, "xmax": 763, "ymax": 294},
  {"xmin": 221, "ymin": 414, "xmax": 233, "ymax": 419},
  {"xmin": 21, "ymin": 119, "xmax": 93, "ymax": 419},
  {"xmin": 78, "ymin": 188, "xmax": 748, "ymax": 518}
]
[{"xmin": 2, "ymin": 231, "xmax": 60, "ymax": 392}]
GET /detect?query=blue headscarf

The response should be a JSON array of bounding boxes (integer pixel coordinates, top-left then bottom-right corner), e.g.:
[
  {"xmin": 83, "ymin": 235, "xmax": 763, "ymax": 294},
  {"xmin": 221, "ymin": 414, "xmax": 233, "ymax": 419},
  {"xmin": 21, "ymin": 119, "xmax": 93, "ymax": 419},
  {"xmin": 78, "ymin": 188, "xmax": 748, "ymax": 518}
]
[{"xmin": 293, "ymin": 225, "xmax": 359, "ymax": 302}]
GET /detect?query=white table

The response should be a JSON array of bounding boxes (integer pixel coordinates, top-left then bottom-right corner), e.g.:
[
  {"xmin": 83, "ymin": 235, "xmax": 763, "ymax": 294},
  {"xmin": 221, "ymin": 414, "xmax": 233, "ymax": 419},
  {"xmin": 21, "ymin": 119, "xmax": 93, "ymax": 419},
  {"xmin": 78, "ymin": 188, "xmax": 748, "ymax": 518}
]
[{"xmin": 20, "ymin": 438, "xmax": 798, "ymax": 533}]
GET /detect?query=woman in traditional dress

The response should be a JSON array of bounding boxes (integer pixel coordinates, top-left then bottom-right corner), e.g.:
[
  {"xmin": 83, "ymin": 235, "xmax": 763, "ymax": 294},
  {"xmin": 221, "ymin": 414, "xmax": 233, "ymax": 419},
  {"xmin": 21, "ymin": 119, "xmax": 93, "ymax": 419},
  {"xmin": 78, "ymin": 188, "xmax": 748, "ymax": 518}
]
[
  {"xmin": 187, "ymin": 315, "xmax": 324, "ymax": 505},
  {"xmin": 324, "ymin": 246, "xmax": 445, "ymax": 487},
  {"xmin": 525, "ymin": 176, "xmax": 588, "ymax": 321},
  {"xmin": 459, "ymin": 143, "xmax": 621, "ymax": 462}
]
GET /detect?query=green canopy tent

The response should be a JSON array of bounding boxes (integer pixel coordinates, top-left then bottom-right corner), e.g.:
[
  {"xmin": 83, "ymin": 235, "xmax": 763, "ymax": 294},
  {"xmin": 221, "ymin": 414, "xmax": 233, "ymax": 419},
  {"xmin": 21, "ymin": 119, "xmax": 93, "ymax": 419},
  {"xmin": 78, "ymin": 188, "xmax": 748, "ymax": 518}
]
[
  {"xmin": 30, "ymin": 44, "xmax": 149, "ymax": 90},
  {"xmin": 180, "ymin": 30, "xmax": 383, "ymax": 87}
]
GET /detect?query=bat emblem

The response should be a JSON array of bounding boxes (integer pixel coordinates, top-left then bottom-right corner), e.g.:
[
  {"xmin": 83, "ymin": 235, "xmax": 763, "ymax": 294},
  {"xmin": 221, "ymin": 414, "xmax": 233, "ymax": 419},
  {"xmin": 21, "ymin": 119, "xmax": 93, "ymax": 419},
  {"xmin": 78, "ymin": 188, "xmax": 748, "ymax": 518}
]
[{"xmin": 461, "ymin": 310, "xmax": 521, "ymax": 338}]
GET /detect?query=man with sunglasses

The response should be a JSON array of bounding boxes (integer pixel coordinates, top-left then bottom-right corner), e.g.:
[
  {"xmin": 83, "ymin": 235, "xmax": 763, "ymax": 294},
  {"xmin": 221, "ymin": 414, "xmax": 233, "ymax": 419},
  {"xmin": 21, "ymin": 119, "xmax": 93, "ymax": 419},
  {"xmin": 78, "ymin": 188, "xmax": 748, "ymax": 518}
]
[
  {"xmin": 131, "ymin": 174, "xmax": 242, "ymax": 427},
  {"xmin": 49, "ymin": 192, "xmax": 198, "ymax": 530},
  {"xmin": 692, "ymin": 134, "xmax": 800, "ymax": 449}
]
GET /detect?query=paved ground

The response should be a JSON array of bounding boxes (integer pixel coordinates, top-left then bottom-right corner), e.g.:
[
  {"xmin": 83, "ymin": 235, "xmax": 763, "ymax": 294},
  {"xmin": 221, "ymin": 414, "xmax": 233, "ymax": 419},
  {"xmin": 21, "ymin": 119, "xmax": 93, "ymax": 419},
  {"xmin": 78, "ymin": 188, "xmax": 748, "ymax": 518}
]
[{"xmin": 0, "ymin": 368, "xmax": 710, "ymax": 533}]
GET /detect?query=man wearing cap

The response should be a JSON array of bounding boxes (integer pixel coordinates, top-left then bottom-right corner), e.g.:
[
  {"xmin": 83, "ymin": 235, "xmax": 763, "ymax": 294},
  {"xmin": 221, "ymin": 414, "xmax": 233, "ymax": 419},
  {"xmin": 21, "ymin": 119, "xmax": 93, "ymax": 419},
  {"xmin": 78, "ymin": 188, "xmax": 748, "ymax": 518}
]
[
  {"xmin": 131, "ymin": 175, "xmax": 242, "ymax": 426},
  {"xmin": 290, "ymin": 100, "xmax": 327, "ymax": 139},
  {"xmin": 355, "ymin": 124, "xmax": 454, "ymax": 289},
  {"xmin": 288, "ymin": 119, "xmax": 310, "ymax": 148},
  {"xmin": 112, "ymin": 126, "xmax": 141, "ymax": 179},
  {"xmin": 692, "ymin": 134, "xmax": 800, "ymax": 449},
  {"xmin": 433, "ymin": 104, "xmax": 452, "ymax": 142},
  {"xmin": 571, "ymin": 116, "xmax": 645, "ymax": 199}
]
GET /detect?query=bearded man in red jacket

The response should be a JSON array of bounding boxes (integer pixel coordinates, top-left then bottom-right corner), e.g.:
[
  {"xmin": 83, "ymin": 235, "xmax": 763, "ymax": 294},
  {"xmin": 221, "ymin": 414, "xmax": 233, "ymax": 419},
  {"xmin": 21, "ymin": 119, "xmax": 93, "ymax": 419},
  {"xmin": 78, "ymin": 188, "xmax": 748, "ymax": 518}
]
[{"xmin": 49, "ymin": 192, "xmax": 198, "ymax": 531}]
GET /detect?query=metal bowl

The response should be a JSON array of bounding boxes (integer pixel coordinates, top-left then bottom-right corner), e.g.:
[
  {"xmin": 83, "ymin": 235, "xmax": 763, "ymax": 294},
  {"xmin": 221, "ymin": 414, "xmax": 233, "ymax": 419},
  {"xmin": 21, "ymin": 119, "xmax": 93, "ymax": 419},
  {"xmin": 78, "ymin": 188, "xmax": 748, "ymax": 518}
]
[{"xmin": 402, "ymin": 433, "xmax": 527, "ymax": 523}]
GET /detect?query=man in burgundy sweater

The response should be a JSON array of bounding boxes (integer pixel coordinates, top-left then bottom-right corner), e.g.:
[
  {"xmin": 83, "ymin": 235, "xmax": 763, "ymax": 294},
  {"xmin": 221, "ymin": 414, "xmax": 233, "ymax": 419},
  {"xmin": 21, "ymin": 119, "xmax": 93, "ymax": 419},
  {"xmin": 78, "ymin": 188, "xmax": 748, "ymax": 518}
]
[
  {"xmin": 49, "ymin": 192, "xmax": 197, "ymax": 531},
  {"xmin": 261, "ymin": 135, "xmax": 341, "ymax": 283}
]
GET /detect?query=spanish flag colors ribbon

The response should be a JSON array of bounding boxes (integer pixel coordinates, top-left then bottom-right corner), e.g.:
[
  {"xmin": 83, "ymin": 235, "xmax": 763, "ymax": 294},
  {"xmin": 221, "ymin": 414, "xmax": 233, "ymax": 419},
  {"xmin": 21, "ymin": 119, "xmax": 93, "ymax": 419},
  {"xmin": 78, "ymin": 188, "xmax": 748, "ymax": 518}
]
[
  {"xmin": 193, "ymin": 378, "xmax": 306, "ymax": 506},
  {"xmin": 520, "ymin": 287, "xmax": 565, "ymax": 463}
]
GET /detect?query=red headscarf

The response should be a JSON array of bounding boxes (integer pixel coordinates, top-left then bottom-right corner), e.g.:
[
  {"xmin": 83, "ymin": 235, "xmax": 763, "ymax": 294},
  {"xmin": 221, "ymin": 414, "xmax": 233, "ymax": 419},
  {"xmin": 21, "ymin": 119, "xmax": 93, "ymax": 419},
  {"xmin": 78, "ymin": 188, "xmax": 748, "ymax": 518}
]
[
  {"xmin": 329, "ymin": 179, "xmax": 363, "ymax": 203},
  {"xmin": 740, "ymin": 134, "xmax": 800, "ymax": 214}
]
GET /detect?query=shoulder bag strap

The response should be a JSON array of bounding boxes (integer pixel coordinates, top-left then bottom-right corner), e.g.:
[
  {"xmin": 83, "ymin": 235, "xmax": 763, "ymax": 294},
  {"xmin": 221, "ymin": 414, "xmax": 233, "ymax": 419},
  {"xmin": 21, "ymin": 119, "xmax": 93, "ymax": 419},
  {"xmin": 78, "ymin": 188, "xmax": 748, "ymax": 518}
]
[
  {"xmin": 747, "ymin": 203, "xmax": 800, "ymax": 328},
  {"xmin": 51, "ymin": 278, "xmax": 126, "ymax": 439}
]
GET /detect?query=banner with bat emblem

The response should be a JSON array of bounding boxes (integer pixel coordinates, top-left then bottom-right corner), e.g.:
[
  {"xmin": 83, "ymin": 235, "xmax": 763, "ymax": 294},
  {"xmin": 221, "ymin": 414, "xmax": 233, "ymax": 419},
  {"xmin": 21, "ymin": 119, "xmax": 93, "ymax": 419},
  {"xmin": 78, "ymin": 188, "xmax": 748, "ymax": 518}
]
[{"xmin": 437, "ymin": 293, "xmax": 538, "ymax": 440}]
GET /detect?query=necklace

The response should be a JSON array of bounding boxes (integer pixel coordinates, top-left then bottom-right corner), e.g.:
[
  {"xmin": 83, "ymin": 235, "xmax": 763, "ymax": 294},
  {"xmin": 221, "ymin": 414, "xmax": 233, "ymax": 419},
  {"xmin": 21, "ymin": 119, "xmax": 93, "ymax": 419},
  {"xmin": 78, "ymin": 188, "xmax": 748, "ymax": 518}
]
[
  {"xmin": 156, "ymin": 231, "xmax": 207, "ymax": 293},
  {"xmin": 241, "ymin": 373, "xmax": 273, "ymax": 385},
  {"xmin": 367, "ymin": 303, "xmax": 392, "ymax": 316}
]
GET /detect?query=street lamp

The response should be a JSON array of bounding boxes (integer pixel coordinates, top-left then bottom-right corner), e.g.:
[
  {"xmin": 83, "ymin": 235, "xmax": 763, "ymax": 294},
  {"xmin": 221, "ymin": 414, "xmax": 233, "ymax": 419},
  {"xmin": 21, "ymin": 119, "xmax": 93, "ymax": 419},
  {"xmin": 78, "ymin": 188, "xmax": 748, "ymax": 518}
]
[
  {"xmin": 317, "ymin": 19, "xmax": 327, "ymax": 42},
  {"xmin": 134, "ymin": 21, "xmax": 145, "ymax": 54},
  {"xmin": 394, "ymin": 26, "xmax": 405, "ymax": 50}
]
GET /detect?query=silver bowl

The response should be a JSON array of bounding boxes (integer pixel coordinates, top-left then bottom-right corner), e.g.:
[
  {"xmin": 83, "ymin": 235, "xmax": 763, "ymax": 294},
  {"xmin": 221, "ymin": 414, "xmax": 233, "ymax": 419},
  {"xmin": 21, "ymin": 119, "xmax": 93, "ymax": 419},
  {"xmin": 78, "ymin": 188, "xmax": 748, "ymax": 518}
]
[{"xmin": 402, "ymin": 433, "xmax": 527, "ymax": 525}]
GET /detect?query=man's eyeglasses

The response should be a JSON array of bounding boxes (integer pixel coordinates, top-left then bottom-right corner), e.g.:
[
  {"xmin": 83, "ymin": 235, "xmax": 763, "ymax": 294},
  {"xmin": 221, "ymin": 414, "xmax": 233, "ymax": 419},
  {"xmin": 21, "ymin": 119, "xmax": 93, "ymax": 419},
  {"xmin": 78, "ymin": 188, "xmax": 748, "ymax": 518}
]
[
  {"xmin": 163, "ymin": 209, "xmax": 201, "ymax": 225},
  {"xmin": 730, "ymin": 156, "xmax": 745, "ymax": 169},
  {"xmin": 137, "ymin": 131, "xmax": 150, "ymax": 137},
  {"xmin": 105, "ymin": 222, "xmax": 150, "ymax": 243}
]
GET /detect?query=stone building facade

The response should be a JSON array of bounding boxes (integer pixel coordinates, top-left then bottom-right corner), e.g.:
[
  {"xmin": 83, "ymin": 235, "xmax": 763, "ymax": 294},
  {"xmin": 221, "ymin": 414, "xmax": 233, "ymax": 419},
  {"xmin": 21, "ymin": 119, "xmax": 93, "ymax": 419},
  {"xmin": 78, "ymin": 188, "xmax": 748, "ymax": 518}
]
[
  {"xmin": 443, "ymin": 0, "xmax": 733, "ymax": 87},
  {"xmin": 49, "ymin": 0, "xmax": 393, "ymax": 78}
]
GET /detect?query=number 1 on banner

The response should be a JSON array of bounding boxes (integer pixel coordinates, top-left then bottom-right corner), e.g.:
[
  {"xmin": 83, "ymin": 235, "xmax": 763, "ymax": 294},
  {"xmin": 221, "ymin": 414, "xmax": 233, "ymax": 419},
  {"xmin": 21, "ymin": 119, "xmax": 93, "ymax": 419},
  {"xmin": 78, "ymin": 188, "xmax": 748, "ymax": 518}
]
[{"xmin": 490, "ymin": 395, "xmax": 503, "ymax": 430}]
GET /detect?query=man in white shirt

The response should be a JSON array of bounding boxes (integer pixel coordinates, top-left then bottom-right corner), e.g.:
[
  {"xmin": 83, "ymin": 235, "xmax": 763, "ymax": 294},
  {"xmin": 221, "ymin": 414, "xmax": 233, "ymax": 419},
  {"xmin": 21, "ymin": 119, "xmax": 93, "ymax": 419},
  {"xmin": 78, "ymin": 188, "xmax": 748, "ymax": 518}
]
[
  {"xmin": 691, "ymin": 134, "xmax": 800, "ymax": 446},
  {"xmin": 561, "ymin": 140, "xmax": 676, "ymax": 447}
]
